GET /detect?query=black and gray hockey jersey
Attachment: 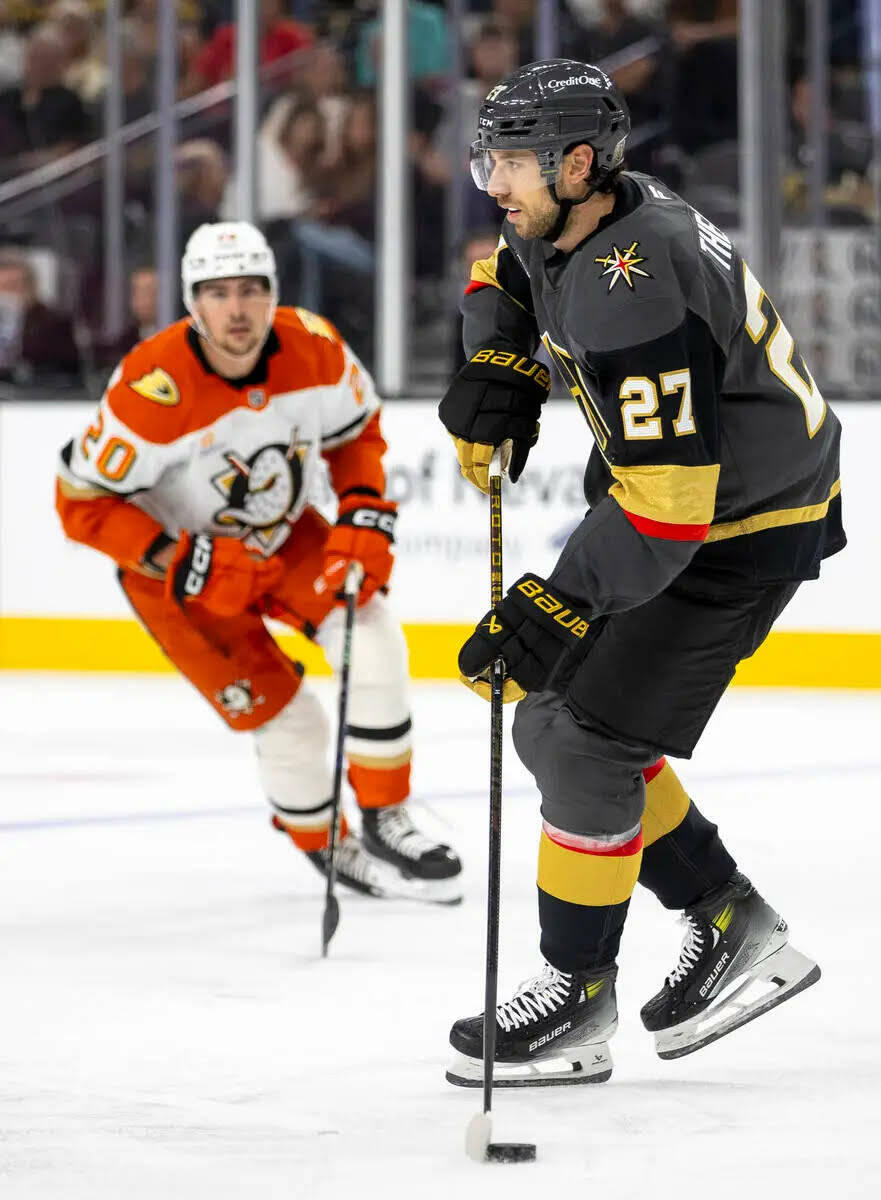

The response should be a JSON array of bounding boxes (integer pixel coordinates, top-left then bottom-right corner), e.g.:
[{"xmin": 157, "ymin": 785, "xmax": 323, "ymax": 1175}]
[{"xmin": 462, "ymin": 171, "xmax": 845, "ymax": 616}]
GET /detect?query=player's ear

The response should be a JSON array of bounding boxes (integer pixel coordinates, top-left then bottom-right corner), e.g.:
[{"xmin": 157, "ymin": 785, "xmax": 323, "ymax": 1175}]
[{"xmin": 564, "ymin": 143, "xmax": 594, "ymax": 189}]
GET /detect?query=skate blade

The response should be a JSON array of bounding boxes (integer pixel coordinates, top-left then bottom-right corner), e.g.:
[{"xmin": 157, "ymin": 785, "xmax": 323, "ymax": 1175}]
[
  {"xmin": 655, "ymin": 941, "xmax": 821, "ymax": 1060},
  {"xmin": 349, "ymin": 864, "xmax": 463, "ymax": 906},
  {"xmin": 445, "ymin": 1043, "xmax": 612, "ymax": 1089}
]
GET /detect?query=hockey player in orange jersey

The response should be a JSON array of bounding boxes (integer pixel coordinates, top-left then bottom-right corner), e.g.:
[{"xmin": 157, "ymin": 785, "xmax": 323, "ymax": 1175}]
[{"xmin": 56, "ymin": 220, "xmax": 462, "ymax": 903}]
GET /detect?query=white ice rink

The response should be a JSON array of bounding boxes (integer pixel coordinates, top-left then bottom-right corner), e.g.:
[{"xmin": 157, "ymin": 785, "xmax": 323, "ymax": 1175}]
[{"xmin": 2, "ymin": 673, "xmax": 880, "ymax": 1199}]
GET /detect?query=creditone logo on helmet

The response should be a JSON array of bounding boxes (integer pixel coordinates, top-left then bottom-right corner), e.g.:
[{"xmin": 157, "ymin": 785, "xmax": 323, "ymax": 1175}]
[{"xmin": 547, "ymin": 74, "xmax": 604, "ymax": 90}]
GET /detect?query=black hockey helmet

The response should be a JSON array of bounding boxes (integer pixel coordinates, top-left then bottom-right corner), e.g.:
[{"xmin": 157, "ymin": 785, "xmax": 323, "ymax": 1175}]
[{"xmin": 470, "ymin": 59, "xmax": 630, "ymax": 192}]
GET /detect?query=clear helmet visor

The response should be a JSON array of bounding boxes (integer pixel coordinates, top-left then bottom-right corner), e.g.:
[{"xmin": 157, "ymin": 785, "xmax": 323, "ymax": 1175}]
[{"xmin": 469, "ymin": 143, "xmax": 557, "ymax": 193}]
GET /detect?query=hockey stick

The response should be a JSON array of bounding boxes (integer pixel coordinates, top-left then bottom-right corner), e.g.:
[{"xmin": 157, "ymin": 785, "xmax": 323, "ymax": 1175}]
[
  {"xmin": 321, "ymin": 559, "xmax": 365, "ymax": 958},
  {"xmin": 465, "ymin": 452, "xmax": 536, "ymax": 1165}
]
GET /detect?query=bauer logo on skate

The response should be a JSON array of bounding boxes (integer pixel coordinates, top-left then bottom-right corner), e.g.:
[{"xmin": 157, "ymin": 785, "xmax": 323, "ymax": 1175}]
[{"xmin": 529, "ymin": 1021, "xmax": 572, "ymax": 1052}]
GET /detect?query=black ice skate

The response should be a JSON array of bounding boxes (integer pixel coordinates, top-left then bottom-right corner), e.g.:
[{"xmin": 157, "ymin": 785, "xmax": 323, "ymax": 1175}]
[
  {"xmin": 299, "ymin": 828, "xmax": 395, "ymax": 898},
  {"xmin": 360, "ymin": 802, "xmax": 463, "ymax": 905},
  {"xmin": 641, "ymin": 871, "xmax": 821, "ymax": 1060},
  {"xmin": 446, "ymin": 962, "xmax": 617, "ymax": 1088}
]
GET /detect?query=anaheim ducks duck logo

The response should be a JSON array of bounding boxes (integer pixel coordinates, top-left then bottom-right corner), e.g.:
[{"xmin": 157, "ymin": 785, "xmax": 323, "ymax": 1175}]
[
  {"xmin": 211, "ymin": 430, "xmax": 307, "ymax": 555},
  {"xmin": 215, "ymin": 679, "xmax": 265, "ymax": 718}
]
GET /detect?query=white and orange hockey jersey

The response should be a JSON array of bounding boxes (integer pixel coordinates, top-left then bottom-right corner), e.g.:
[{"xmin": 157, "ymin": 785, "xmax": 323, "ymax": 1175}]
[{"xmin": 57, "ymin": 307, "xmax": 386, "ymax": 573}]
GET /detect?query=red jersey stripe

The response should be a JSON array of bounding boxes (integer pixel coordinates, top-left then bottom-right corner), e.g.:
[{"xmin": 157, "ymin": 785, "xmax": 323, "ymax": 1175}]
[{"xmin": 623, "ymin": 509, "xmax": 710, "ymax": 542}]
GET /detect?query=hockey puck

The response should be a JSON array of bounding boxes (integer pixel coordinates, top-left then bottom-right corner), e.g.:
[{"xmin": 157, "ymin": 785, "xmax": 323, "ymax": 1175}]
[{"xmin": 486, "ymin": 1143, "xmax": 537, "ymax": 1164}]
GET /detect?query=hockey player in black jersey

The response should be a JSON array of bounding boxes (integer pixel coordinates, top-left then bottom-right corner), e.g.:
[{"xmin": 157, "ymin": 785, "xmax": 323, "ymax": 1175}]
[{"xmin": 440, "ymin": 60, "xmax": 840, "ymax": 1087}]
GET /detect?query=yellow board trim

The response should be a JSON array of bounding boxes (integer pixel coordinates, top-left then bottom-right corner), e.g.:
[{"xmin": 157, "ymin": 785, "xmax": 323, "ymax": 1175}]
[
  {"xmin": 1, "ymin": 618, "xmax": 881, "ymax": 688},
  {"xmin": 538, "ymin": 831, "xmax": 642, "ymax": 907}
]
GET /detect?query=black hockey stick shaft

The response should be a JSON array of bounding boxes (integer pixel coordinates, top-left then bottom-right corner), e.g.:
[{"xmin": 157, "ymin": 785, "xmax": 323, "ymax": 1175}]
[
  {"xmin": 321, "ymin": 560, "xmax": 365, "ymax": 957},
  {"xmin": 483, "ymin": 461, "xmax": 505, "ymax": 1114}
]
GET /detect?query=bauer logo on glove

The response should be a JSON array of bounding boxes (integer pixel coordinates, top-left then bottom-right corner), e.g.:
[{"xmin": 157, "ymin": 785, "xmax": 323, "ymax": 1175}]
[
  {"xmin": 438, "ymin": 346, "xmax": 550, "ymax": 493},
  {"xmin": 459, "ymin": 574, "xmax": 591, "ymax": 701}
]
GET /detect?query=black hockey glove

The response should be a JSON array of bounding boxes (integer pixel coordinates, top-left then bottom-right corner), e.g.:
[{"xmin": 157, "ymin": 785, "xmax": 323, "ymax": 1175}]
[
  {"xmin": 458, "ymin": 574, "xmax": 591, "ymax": 702},
  {"xmin": 438, "ymin": 348, "xmax": 551, "ymax": 493}
]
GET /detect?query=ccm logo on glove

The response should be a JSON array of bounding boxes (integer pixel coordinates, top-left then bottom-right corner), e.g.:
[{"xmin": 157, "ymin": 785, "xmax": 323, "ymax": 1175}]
[
  {"xmin": 340, "ymin": 506, "xmax": 397, "ymax": 538},
  {"xmin": 182, "ymin": 533, "xmax": 214, "ymax": 597},
  {"xmin": 167, "ymin": 531, "xmax": 283, "ymax": 618},
  {"xmin": 322, "ymin": 494, "xmax": 397, "ymax": 606}
]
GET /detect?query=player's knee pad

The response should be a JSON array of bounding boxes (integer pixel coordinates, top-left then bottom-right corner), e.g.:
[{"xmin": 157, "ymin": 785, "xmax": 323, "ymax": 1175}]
[
  {"xmin": 253, "ymin": 684, "xmax": 332, "ymax": 825},
  {"xmin": 318, "ymin": 592, "xmax": 411, "ymax": 761},
  {"xmin": 513, "ymin": 691, "xmax": 652, "ymax": 839}
]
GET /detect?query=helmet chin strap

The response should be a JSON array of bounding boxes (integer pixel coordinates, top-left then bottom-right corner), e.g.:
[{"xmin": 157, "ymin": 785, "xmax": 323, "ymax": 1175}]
[{"xmin": 543, "ymin": 181, "xmax": 598, "ymax": 244}]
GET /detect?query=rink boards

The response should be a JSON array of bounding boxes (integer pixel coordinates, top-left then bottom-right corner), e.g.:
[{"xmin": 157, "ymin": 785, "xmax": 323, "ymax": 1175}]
[{"xmin": 1, "ymin": 398, "xmax": 879, "ymax": 687}]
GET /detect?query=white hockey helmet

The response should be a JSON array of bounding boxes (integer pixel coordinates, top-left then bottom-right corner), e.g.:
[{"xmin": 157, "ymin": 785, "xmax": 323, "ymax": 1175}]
[{"xmin": 181, "ymin": 220, "xmax": 278, "ymax": 315}]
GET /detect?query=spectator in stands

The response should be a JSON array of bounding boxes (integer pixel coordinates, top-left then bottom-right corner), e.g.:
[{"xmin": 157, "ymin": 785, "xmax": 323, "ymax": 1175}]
[
  {"xmin": 257, "ymin": 96, "xmax": 326, "ymax": 222},
  {"xmin": 293, "ymin": 41, "xmax": 350, "ymax": 168},
  {"xmin": 437, "ymin": 19, "xmax": 518, "ymax": 232},
  {"xmin": 181, "ymin": 0, "xmax": 312, "ymax": 96},
  {"xmin": 0, "ymin": 253, "xmax": 81, "ymax": 385},
  {"xmin": 51, "ymin": 0, "xmax": 106, "ymax": 106},
  {"xmin": 785, "ymin": 73, "xmax": 874, "ymax": 225},
  {"xmin": 353, "ymin": 0, "xmax": 450, "ymax": 91},
  {"xmin": 0, "ymin": 22, "xmax": 89, "ymax": 174},
  {"xmin": 91, "ymin": 265, "xmax": 159, "ymax": 368},
  {"xmin": 0, "ymin": 5, "xmax": 24, "ymax": 87},
  {"xmin": 176, "ymin": 139, "xmax": 230, "ymax": 247},
  {"xmin": 123, "ymin": 0, "xmax": 204, "ymax": 67},
  {"xmin": 451, "ymin": 226, "xmax": 501, "ymax": 371},
  {"xmin": 571, "ymin": 0, "xmax": 662, "ymax": 129},
  {"xmin": 668, "ymin": 0, "xmax": 739, "ymax": 155}
]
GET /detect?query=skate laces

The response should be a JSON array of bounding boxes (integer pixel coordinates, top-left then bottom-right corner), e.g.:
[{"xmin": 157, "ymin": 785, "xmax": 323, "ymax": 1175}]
[
  {"xmin": 496, "ymin": 964, "xmax": 573, "ymax": 1032},
  {"xmin": 375, "ymin": 804, "xmax": 438, "ymax": 860},
  {"xmin": 335, "ymin": 835, "xmax": 379, "ymax": 885},
  {"xmin": 667, "ymin": 913, "xmax": 706, "ymax": 986}
]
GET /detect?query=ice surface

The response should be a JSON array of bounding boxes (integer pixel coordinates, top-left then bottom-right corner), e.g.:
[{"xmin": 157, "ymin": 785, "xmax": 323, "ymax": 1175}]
[{"xmin": 1, "ymin": 673, "xmax": 880, "ymax": 1199}]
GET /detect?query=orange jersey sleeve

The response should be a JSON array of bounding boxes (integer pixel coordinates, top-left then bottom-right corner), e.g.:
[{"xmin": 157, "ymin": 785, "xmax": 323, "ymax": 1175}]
[
  {"xmin": 322, "ymin": 409, "xmax": 387, "ymax": 498},
  {"xmin": 55, "ymin": 322, "xmax": 196, "ymax": 571}
]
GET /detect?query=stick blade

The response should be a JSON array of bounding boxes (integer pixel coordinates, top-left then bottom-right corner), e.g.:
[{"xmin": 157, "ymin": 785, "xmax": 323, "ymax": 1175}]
[
  {"xmin": 321, "ymin": 895, "xmax": 340, "ymax": 957},
  {"xmin": 465, "ymin": 1112, "xmax": 492, "ymax": 1162},
  {"xmin": 486, "ymin": 1143, "xmax": 537, "ymax": 1164}
]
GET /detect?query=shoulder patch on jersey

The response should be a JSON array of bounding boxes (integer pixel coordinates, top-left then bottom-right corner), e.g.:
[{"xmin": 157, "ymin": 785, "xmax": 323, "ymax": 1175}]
[
  {"xmin": 129, "ymin": 368, "xmax": 180, "ymax": 406},
  {"xmin": 594, "ymin": 241, "xmax": 652, "ymax": 292},
  {"xmin": 294, "ymin": 307, "xmax": 337, "ymax": 342}
]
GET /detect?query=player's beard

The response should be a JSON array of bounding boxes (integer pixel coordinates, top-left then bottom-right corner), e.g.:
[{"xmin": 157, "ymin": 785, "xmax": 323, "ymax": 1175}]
[{"xmin": 508, "ymin": 190, "xmax": 562, "ymax": 240}]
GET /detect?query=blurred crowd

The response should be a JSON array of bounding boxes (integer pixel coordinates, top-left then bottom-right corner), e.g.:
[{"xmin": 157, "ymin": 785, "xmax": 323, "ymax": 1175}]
[{"xmin": 0, "ymin": 0, "xmax": 877, "ymax": 391}]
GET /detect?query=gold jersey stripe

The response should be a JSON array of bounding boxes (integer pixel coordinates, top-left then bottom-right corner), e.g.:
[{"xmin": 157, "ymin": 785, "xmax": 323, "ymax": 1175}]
[
  {"xmin": 537, "ymin": 832, "xmax": 642, "ymax": 907},
  {"xmin": 609, "ymin": 462, "xmax": 720, "ymax": 526},
  {"xmin": 640, "ymin": 761, "xmax": 691, "ymax": 848},
  {"xmin": 468, "ymin": 246, "xmax": 532, "ymax": 314},
  {"xmin": 705, "ymin": 479, "xmax": 841, "ymax": 543}
]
